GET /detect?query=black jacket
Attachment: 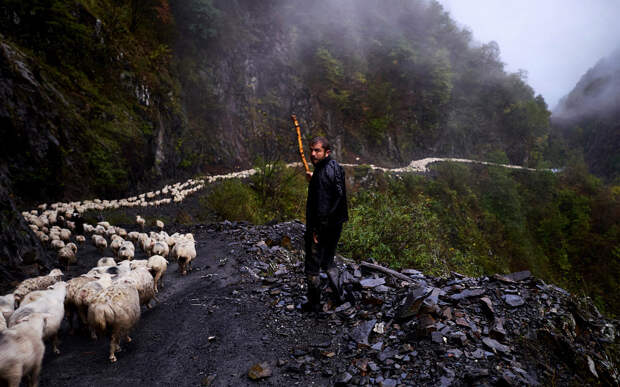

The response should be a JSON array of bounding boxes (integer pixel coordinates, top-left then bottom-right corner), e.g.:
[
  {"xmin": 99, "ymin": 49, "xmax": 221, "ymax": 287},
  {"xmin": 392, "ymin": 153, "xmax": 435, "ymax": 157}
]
[{"xmin": 306, "ymin": 156, "xmax": 348, "ymax": 234}]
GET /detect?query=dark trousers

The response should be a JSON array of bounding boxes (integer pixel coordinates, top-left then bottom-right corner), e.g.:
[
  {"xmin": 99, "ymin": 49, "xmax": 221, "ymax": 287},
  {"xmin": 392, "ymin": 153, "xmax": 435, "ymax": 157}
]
[{"xmin": 304, "ymin": 224, "xmax": 343, "ymax": 276}]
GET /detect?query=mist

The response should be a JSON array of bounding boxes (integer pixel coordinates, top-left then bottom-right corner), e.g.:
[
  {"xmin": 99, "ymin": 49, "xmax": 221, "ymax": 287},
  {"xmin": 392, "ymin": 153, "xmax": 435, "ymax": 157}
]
[{"xmin": 437, "ymin": 0, "xmax": 620, "ymax": 111}]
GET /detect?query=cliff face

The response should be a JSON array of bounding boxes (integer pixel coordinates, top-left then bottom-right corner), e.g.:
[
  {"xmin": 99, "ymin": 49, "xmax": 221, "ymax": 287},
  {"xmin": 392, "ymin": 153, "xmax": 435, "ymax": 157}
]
[{"xmin": 172, "ymin": 0, "xmax": 551, "ymax": 171}]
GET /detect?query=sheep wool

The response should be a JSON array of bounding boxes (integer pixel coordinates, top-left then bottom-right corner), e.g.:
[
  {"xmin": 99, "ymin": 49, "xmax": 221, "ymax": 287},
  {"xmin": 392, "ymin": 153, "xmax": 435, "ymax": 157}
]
[
  {"xmin": 0, "ymin": 313, "xmax": 46, "ymax": 387},
  {"xmin": 87, "ymin": 283, "xmax": 141, "ymax": 362},
  {"xmin": 9, "ymin": 282, "xmax": 67, "ymax": 354},
  {"xmin": 13, "ymin": 269, "xmax": 63, "ymax": 305}
]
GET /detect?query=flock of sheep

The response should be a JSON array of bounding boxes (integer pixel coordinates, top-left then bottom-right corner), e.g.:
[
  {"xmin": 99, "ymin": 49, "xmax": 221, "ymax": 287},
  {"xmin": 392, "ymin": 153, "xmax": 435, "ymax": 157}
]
[{"xmin": 0, "ymin": 177, "xmax": 213, "ymax": 387}]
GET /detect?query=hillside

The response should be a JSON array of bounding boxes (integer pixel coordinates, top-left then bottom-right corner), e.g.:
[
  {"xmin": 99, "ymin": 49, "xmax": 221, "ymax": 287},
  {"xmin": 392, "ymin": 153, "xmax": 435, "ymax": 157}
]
[
  {"xmin": 551, "ymin": 47, "xmax": 620, "ymax": 182},
  {"xmin": 0, "ymin": 0, "xmax": 551, "ymax": 206}
]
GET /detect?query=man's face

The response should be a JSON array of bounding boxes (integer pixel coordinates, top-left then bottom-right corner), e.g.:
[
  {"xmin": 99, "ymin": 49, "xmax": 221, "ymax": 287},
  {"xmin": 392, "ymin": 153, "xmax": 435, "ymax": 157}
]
[{"xmin": 310, "ymin": 142, "xmax": 330, "ymax": 165}]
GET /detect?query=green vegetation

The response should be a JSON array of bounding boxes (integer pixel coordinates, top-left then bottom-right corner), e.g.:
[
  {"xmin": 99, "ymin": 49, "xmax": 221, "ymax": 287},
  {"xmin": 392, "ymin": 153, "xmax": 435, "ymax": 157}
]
[
  {"xmin": 340, "ymin": 163, "xmax": 619, "ymax": 317},
  {"xmin": 199, "ymin": 160, "xmax": 307, "ymax": 223},
  {"xmin": 200, "ymin": 162, "xmax": 618, "ymax": 317}
]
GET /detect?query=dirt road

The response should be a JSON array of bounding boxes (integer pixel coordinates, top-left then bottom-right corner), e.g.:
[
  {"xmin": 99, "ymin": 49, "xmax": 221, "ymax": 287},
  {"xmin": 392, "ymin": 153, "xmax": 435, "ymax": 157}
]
[{"xmin": 39, "ymin": 224, "xmax": 341, "ymax": 387}]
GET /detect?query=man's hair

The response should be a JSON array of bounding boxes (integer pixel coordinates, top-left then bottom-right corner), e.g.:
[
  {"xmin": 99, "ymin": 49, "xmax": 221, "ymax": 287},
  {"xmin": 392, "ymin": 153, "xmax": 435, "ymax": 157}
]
[{"xmin": 310, "ymin": 136, "xmax": 331, "ymax": 151}]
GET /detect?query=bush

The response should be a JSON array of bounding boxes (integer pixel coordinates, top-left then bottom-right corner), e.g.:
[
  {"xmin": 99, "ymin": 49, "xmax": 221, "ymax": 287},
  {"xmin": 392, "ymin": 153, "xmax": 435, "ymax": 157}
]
[
  {"xmin": 199, "ymin": 160, "xmax": 307, "ymax": 224},
  {"xmin": 200, "ymin": 179, "xmax": 260, "ymax": 223},
  {"xmin": 340, "ymin": 188, "xmax": 481, "ymax": 277}
]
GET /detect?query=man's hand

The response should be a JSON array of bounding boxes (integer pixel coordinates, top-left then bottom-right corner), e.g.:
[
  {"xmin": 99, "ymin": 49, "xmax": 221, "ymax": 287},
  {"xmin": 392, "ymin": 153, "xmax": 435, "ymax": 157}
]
[
  {"xmin": 305, "ymin": 171, "xmax": 313, "ymax": 182},
  {"xmin": 313, "ymin": 231, "xmax": 318, "ymax": 244}
]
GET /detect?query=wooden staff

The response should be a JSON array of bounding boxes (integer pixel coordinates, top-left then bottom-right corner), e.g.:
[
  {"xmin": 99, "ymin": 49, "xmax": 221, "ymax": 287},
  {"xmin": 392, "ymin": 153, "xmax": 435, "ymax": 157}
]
[{"xmin": 291, "ymin": 114, "xmax": 310, "ymax": 173}]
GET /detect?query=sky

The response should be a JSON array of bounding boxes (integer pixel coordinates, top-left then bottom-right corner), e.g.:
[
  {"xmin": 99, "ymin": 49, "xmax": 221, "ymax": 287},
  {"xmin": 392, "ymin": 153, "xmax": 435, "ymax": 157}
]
[{"xmin": 437, "ymin": 0, "xmax": 620, "ymax": 111}]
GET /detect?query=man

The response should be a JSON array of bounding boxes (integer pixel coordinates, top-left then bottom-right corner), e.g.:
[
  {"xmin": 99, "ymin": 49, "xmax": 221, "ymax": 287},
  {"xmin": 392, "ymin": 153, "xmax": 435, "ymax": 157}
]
[{"xmin": 302, "ymin": 136, "xmax": 348, "ymax": 313}]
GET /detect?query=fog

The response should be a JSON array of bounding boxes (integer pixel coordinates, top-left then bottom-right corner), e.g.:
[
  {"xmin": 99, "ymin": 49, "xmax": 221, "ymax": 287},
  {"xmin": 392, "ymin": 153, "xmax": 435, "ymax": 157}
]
[{"xmin": 437, "ymin": 0, "xmax": 620, "ymax": 111}]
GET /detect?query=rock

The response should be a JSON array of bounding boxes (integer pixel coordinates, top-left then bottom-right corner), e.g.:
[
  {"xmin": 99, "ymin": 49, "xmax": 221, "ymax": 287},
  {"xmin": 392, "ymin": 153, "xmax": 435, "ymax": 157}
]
[
  {"xmin": 334, "ymin": 301, "xmax": 352, "ymax": 313},
  {"xmin": 482, "ymin": 337, "xmax": 511, "ymax": 354},
  {"xmin": 479, "ymin": 297, "xmax": 495, "ymax": 316},
  {"xmin": 503, "ymin": 294, "xmax": 525, "ymax": 307},
  {"xmin": 490, "ymin": 318, "xmax": 507, "ymax": 341},
  {"xmin": 396, "ymin": 285, "xmax": 433, "ymax": 321},
  {"xmin": 374, "ymin": 284, "xmax": 390, "ymax": 293},
  {"xmin": 450, "ymin": 288, "xmax": 485, "ymax": 301},
  {"xmin": 201, "ymin": 374, "xmax": 217, "ymax": 386},
  {"xmin": 377, "ymin": 349, "xmax": 396, "ymax": 362},
  {"xmin": 380, "ymin": 379, "xmax": 397, "ymax": 387},
  {"xmin": 360, "ymin": 277, "xmax": 386, "ymax": 288},
  {"xmin": 446, "ymin": 348, "xmax": 463, "ymax": 359},
  {"xmin": 334, "ymin": 372, "xmax": 352, "ymax": 386},
  {"xmin": 504, "ymin": 271, "xmax": 532, "ymax": 282},
  {"xmin": 431, "ymin": 331, "xmax": 445, "ymax": 345},
  {"xmin": 247, "ymin": 362, "xmax": 272, "ymax": 380},
  {"xmin": 350, "ymin": 319, "xmax": 376, "ymax": 346}
]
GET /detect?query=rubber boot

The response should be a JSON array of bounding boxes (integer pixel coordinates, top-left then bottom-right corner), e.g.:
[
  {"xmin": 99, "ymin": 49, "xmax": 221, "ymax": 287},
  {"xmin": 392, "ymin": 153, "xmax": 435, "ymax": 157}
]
[
  {"xmin": 302, "ymin": 275, "xmax": 321, "ymax": 313},
  {"xmin": 326, "ymin": 267, "xmax": 345, "ymax": 305}
]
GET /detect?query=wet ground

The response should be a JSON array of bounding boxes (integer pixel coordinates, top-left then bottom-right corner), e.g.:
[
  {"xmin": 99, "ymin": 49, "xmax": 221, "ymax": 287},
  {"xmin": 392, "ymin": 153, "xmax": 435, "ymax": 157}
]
[{"xmin": 38, "ymin": 223, "xmax": 342, "ymax": 387}]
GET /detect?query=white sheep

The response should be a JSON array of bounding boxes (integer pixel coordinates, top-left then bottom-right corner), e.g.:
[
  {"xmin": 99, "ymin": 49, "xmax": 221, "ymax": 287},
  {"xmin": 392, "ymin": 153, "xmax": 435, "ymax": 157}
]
[
  {"xmin": 57, "ymin": 242, "xmax": 78, "ymax": 270},
  {"xmin": 110, "ymin": 236, "xmax": 124, "ymax": 257},
  {"xmin": 127, "ymin": 231, "xmax": 140, "ymax": 242},
  {"xmin": 87, "ymin": 282, "xmax": 141, "ymax": 362},
  {"xmin": 129, "ymin": 260, "xmax": 148, "ymax": 270},
  {"xmin": 0, "ymin": 312, "xmax": 47, "ymax": 387},
  {"xmin": 147, "ymin": 255, "xmax": 168, "ymax": 293},
  {"xmin": 94, "ymin": 225, "xmax": 106, "ymax": 236},
  {"xmin": 118, "ymin": 267, "xmax": 156, "ymax": 308},
  {"xmin": 59, "ymin": 228, "xmax": 72, "ymax": 241},
  {"xmin": 171, "ymin": 239, "xmax": 196, "ymax": 276},
  {"xmin": 105, "ymin": 227, "xmax": 116, "ymax": 239},
  {"xmin": 65, "ymin": 275, "xmax": 97, "ymax": 333},
  {"xmin": 0, "ymin": 293, "xmax": 15, "ymax": 321},
  {"xmin": 136, "ymin": 215, "xmax": 145, "ymax": 229},
  {"xmin": 75, "ymin": 235, "xmax": 86, "ymax": 244},
  {"xmin": 74, "ymin": 274, "xmax": 113, "ymax": 338},
  {"xmin": 50, "ymin": 239, "xmax": 65, "ymax": 250},
  {"xmin": 13, "ymin": 269, "xmax": 63, "ymax": 305},
  {"xmin": 92, "ymin": 235, "xmax": 107, "ymax": 252},
  {"xmin": 155, "ymin": 219, "xmax": 164, "ymax": 230},
  {"xmin": 150, "ymin": 240, "xmax": 169, "ymax": 258},
  {"xmin": 115, "ymin": 227, "xmax": 127, "ymax": 238},
  {"xmin": 10, "ymin": 282, "xmax": 67, "ymax": 354},
  {"xmin": 117, "ymin": 241, "xmax": 135, "ymax": 261},
  {"xmin": 97, "ymin": 257, "xmax": 117, "ymax": 267}
]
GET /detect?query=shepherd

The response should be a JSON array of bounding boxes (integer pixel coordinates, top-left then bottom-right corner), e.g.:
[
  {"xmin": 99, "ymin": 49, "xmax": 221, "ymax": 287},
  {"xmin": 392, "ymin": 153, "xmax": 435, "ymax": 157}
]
[{"xmin": 301, "ymin": 135, "xmax": 349, "ymax": 313}]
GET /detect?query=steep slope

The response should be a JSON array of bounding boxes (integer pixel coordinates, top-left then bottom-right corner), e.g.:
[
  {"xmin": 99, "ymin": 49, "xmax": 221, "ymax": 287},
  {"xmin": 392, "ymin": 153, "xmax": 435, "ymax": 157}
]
[{"xmin": 552, "ymin": 47, "xmax": 620, "ymax": 181}]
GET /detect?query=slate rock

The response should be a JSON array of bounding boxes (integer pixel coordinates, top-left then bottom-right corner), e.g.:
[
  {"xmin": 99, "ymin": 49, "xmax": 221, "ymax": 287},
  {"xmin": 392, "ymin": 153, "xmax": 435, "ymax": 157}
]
[
  {"xmin": 504, "ymin": 270, "xmax": 532, "ymax": 282},
  {"xmin": 351, "ymin": 319, "xmax": 377, "ymax": 345},
  {"xmin": 334, "ymin": 372, "xmax": 353, "ymax": 386},
  {"xmin": 380, "ymin": 379, "xmax": 397, "ymax": 387},
  {"xmin": 450, "ymin": 288, "xmax": 485, "ymax": 301},
  {"xmin": 482, "ymin": 337, "xmax": 511, "ymax": 354},
  {"xmin": 479, "ymin": 297, "xmax": 495, "ymax": 316},
  {"xmin": 503, "ymin": 294, "xmax": 525, "ymax": 307},
  {"xmin": 396, "ymin": 286, "xmax": 433, "ymax": 321},
  {"xmin": 360, "ymin": 277, "xmax": 386, "ymax": 288},
  {"xmin": 431, "ymin": 331, "xmax": 445, "ymax": 344}
]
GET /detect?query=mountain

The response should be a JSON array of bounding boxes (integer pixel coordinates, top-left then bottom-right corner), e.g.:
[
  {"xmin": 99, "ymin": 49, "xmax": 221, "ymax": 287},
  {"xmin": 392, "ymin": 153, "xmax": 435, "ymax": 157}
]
[
  {"xmin": 0, "ymin": 0, "xmax": 551, "ymax": 206},
  {"xmin": 551, "ymin": 47, "xmax": 620, "ymax": 181},
  {"xmin": 0, "ymin": 0, "xmax": 552, "ymax": 278}
]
